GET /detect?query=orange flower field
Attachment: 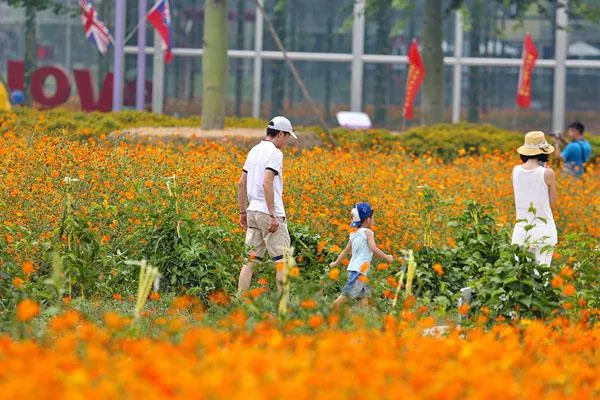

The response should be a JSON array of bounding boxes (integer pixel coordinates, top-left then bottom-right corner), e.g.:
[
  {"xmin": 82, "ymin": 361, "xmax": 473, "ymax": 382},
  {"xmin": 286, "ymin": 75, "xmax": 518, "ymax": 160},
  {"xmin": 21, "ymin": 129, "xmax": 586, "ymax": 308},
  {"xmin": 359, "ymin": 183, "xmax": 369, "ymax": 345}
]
[
  {"xmin": 0, "ymin": 110, "xmax": 599, "ymax": 398},
  {"xmin": 2, "ymin": 311, "xmax": 600, "ymax": 399}
]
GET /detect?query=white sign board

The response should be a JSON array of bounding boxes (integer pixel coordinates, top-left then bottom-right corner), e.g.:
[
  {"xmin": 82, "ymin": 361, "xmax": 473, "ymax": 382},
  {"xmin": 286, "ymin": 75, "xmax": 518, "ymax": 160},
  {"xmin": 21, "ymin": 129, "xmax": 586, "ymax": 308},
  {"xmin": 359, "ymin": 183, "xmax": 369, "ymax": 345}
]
[{"xmin": 336, "ymin": 111, "xmax": 372, "ymax": 129}]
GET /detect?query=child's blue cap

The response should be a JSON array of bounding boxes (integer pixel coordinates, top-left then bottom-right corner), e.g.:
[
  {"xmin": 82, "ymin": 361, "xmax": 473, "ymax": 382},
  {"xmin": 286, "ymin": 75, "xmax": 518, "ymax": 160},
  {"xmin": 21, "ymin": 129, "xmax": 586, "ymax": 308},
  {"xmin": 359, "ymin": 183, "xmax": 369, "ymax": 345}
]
[{"xmin": 350, "ymin": 202, "xmax": 374, "ymax": 227}]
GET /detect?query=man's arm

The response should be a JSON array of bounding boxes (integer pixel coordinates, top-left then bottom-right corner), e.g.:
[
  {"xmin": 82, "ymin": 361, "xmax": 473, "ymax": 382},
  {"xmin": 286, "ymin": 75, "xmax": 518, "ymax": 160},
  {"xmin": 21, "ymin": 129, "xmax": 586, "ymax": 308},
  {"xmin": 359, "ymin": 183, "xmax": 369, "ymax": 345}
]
[
  {"xmin": 238, "ymin": 172, "xmax": 248, "ymax": 227},
  {"xmin": 559, "ymin": 142, "xmax": 572, "ymax": 161},
  {"xmin": 263, "ymin": 169, "xmax": 280, "ymax": 232},
  {"xmin": 544, "ymin": 168, "xmax": 558, "ymax": 207}
]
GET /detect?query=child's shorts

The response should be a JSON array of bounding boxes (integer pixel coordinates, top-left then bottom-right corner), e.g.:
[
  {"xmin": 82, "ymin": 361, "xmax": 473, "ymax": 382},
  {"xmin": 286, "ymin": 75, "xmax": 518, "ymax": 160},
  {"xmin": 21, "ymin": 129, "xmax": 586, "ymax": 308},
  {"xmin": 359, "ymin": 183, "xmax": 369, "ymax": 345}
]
[{"xmin": 341, "ymin": 271, "xmax": 371, "ymax": 299}]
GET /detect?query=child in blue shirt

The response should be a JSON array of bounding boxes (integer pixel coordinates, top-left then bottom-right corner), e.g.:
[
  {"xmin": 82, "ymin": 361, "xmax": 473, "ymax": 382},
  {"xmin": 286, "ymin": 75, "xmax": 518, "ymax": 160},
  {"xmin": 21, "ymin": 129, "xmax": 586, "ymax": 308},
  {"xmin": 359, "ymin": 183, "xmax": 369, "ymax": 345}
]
[{"xmin": 330, "ymin": 202, "xmax": 394, "ymax": 307}]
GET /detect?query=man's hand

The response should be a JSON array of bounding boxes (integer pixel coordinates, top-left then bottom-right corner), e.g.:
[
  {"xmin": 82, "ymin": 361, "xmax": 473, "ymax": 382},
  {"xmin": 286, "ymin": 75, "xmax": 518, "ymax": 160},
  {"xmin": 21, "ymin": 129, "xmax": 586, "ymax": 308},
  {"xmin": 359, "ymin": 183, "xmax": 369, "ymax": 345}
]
[
  {"xmin": 385, "ymin": 254, "xmax": 394, "ymax": 264},
  {"xmin": 329, "ymin": 261, "xmax": 338, "ymax": 268},
  {"xmin": 239, "ymin": 213, "xmax": 248, "ymax": 228},
  {"xmin": 268, "ymin": 216, "xmax": 280, "ymax": 233}
]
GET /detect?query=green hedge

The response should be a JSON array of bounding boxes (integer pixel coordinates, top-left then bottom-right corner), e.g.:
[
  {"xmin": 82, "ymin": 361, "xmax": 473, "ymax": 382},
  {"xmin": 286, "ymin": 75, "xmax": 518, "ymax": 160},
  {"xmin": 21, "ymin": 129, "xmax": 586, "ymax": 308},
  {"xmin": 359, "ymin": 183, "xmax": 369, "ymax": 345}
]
[{"xmin": 2, "ymin": 108, "xmax": 598, "ymax": 162}]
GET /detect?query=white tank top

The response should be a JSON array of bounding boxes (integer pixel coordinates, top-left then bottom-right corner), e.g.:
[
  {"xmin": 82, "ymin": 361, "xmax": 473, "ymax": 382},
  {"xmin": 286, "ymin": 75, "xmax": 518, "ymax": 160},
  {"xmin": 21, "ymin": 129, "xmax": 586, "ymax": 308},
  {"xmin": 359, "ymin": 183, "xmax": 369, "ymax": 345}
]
[{"xmin": 511, "ymin": 165, "xmax": 557, "ymax": 246}]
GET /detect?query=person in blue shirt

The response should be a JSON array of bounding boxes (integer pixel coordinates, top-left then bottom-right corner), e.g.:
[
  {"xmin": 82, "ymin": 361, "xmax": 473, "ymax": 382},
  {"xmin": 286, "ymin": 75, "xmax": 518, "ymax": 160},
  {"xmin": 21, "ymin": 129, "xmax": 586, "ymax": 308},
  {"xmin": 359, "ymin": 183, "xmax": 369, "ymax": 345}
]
[{"xmin": 556, "ymin": 121, "xmax": 592, "ymax": 177}]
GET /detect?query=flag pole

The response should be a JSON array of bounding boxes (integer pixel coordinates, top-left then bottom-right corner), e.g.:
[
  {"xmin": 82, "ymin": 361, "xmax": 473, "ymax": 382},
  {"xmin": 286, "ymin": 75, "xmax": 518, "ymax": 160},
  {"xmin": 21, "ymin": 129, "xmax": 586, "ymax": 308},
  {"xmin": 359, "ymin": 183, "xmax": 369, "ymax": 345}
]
[
  {"xmin": 125, "ymin": 20, "xmax": 144, "ymax": 44},
  {"xmin": 136, "ymin": 0, "xmax": 147, "ymax": 110},
  {"xmin": 112, "ymin": 0, "xmax": 126, "ymax": 111}
]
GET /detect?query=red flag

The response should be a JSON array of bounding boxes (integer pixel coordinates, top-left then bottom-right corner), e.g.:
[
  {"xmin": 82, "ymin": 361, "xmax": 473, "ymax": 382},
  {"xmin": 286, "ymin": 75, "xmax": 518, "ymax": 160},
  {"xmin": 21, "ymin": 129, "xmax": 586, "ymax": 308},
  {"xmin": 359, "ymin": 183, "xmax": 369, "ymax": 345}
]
[
  {"xmin": 403, "ymin": 40, "xmax": 426, "ymax": 120},
  {"xmin": 516, "ymin": 33, "xmax": 538, "ymax": 108},
  {"xmin": 147, "ymin": 0, "xmax": 173, "ymax": 63}
]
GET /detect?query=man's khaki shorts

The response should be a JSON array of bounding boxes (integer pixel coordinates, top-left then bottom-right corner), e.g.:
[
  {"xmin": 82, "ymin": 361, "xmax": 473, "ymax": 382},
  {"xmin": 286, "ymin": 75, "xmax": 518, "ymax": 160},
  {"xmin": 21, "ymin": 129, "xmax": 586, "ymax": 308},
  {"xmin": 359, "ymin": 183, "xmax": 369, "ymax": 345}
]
[{"xmin": 245, "ymin": 210, "xmax": 291, "ymax": 261}]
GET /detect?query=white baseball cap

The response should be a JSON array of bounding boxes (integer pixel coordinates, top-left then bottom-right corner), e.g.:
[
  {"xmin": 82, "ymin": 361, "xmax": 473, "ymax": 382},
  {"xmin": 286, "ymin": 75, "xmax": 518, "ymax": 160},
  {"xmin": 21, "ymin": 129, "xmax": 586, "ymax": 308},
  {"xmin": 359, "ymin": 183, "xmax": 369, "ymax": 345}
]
[{"xmin": 268, "ymin": 116, "xmax": 297, "ymax": 139}]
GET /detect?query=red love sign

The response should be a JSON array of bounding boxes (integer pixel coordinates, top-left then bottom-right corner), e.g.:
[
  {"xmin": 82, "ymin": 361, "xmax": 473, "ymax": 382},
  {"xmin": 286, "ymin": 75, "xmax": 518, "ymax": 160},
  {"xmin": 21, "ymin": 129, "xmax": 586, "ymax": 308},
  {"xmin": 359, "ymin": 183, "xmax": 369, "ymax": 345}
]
[{"xmin": 6, "ymin": 60, "xmax": 151, "ymax": 112}]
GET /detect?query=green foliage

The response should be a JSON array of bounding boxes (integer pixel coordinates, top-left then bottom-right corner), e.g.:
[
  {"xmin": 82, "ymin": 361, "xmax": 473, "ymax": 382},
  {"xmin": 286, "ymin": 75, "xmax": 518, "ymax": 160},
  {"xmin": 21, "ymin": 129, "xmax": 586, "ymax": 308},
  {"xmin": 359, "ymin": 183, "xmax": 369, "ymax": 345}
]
[
  {"xmin": 413, "ymin": 200, "xmax": 561, "ymax": 320},
  {"xmin": 138, "ymin": 178, "xmax": 243, "ymax": 303}
]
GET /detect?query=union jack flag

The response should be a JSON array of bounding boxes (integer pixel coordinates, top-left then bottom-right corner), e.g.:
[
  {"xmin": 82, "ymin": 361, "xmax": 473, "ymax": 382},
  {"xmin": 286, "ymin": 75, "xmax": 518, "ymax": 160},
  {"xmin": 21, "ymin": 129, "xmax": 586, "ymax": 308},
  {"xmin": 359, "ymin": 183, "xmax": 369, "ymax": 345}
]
[
  {"xmin": 79, "ymin": 0, "xmax": 113, "ymax": 54},
  {"xmin": 147, "ymin": 0, "xmax": 173, "ymax": 63}
]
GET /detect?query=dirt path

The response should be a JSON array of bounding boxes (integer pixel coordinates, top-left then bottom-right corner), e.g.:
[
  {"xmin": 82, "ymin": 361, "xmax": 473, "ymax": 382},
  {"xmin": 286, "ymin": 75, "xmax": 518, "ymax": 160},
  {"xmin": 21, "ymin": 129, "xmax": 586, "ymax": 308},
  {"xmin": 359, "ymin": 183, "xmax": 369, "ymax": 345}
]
[
  {"xmin": 120, "ymin": 127, "xmax": 269, "ymax": 139},
  {"xmin": 117, "ymin": 127, "xmax": 325, "ymax": 148}
]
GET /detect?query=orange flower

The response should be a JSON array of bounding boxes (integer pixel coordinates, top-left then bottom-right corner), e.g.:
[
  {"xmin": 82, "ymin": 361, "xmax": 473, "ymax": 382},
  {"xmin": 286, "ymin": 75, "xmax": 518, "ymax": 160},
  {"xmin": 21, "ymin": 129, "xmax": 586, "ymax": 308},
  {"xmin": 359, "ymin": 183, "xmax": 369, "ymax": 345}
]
[
  {"xmin": 249, "ymin": 287, "xmax": 266, "ymax": 299},
  {"xmin": 357, "ymin": 274, "xmax": 368, "ymax": 283},
  {"xmin": 13, "ymin": 277, "xmax": 23, "ymax": 289},
  {"xmin": 551, "ymin": 275, "xmax": 564, "ymax": 288},
  {"xmin": 289, "ymin": 266, "xmax": 300, "ymax": 278},
  {"xmin": 104, "ymin": 312, "xmax": 128, "ymax": 330},
  {"xmin": 275, "ymin": 261, "xmax": 285, "ymax": 272},
  {"xmin": 208, "ymin": 290, "xmax": 230, "ymax": 305},
  {"xmin": 459, "ymin": 303, "xmax": 471, "ymax": 316},
  {"xmin": 562, "ymin": 284, "xmax": 576, "ymax": 297},
  {"xmin": 329, "ymin": 244, "xmax": 342, "ymax": 254},
  {"xmin": 16, "ymin": 299, "xmax": 40, "ymax": 322},
  {"xmin": 402, "ymin": 295, "xmax": 416, "ymax": 310},
  {"xmin": 560, "ymin": 266, "xmax": 574, "ymax": 278},
  {"xmin": 300, "ymin": 299, "xmax": 317, "ymax": 309},
  {"xmin": 21, "ymin": 260, "xmax": 35, "ymax": 275},
  {"xmin": 376, "ymin": 263, "xmax": 389, "ymax": 271},
  {"xmin": 328, "ymin": 268, "xmax": 340, "ymax": 280},
  {"xmin": 317, "ymin": 240, "xmax": 326, "ymax": 254},
  {"xmin": 386, "ymin": 276, "xmax": 398, "ymax": 287},
  {"xmin": 327, "ymin": 313, "xmax": 340, "ymax": 327},
  {"xmin": 149, "ymin": 292, "xmax": 160, "ymax": 301},
  {"xmin": 433, "ymin": 263, "xmax": 444, "ymax": 276},
  {"xmin": 359, "ymin": 262, "xmax": 369, "ymax": 273},
  {"xmin": 257, "ymin": 278, "xmax": 269, "ymax": 286},
  {"xmin": 307, "ymin": 314, "xmax": 324, "ymax": 329},
  {"xmin": 112, "ymin": 293, "xmax": 123, "ymax": 301}
]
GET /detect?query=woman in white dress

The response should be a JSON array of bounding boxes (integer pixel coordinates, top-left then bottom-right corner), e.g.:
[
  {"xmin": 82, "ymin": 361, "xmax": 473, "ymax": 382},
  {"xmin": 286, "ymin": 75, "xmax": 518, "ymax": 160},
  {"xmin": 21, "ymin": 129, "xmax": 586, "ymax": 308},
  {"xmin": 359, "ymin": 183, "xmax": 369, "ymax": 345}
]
[{"xmin": 512, "ymin": 131, "xmax": 558, "ymax": 266}]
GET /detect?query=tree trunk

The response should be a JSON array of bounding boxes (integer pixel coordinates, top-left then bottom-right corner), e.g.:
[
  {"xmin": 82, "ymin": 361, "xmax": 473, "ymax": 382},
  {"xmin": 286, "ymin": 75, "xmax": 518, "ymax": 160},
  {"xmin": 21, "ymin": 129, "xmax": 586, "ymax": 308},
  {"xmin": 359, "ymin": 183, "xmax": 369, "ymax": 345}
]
[
  {"xmin": 270, "ymin": 0, "xmax": 286, "ymax": 117},
  {"xmin": 468, "ymin": 0, "xmax": 482, "ymax": 122},
  {"xmin": 234, "ymin": 0, "xmax": 244, "ymax": 116},
  {"xmin": 24, "ymin": 6, "xmax": 37, "ymax": 106},
  {"xmin": 422, "ymin": 0, "xmax": 444, "ymax": 124},
  {"xmin": 374, "ymin": 0, "xmax": 392, "ymax": 126},
  {"xmin": 202, "ymin": 0, "xmax": 228, "ymax": 130}
]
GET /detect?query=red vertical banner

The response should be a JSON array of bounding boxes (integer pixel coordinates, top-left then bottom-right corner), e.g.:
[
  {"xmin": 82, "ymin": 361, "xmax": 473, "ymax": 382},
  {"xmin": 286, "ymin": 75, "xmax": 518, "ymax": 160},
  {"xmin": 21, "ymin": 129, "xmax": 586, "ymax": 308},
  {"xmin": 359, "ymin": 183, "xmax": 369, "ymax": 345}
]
[
  {"xmin": 403, "ymin": 40, "xmax": 426, "ymax": 120},
  {"xmin": 516, "ymin": 33, "xmax": 538, "ymax": 109}
]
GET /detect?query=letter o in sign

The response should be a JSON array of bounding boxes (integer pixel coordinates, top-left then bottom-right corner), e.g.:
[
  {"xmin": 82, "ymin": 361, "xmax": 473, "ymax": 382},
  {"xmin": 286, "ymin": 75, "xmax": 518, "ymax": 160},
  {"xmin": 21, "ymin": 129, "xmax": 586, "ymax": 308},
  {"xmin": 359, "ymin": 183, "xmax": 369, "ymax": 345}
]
[{"xmin": 30, "ymin": 66, "xmax": 71, "ymax": 108}]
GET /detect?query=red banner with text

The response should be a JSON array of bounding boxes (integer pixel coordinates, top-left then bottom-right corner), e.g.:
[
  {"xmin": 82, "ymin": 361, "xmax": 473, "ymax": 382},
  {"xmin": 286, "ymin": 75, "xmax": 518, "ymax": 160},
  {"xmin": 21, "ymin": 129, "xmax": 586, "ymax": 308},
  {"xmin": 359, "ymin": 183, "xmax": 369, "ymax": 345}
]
[
  {"xmin": 516, "ymin": 33, "xmax": 539, "ymax": 109},
  {"xmin": 403, "ymin": 40, "xmax": 426, "ymax": 120}
]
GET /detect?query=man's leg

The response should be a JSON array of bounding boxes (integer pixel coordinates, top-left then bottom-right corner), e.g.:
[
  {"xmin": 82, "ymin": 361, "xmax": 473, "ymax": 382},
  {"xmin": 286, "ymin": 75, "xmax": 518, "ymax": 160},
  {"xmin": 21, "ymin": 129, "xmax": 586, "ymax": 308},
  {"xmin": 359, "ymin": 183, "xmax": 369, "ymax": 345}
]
[
  {"xmin": 239, "ymin": 211, "xmax": 266, "ymax": 293},
  {"xmin": 237, "ymin": 261, "xmax": 256, "ymax": 292}
]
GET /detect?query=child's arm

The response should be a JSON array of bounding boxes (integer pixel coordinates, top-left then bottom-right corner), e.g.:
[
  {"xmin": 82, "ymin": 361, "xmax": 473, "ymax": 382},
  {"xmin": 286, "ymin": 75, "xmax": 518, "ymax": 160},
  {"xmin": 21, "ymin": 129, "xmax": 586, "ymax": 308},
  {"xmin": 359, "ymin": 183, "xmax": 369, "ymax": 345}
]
[
  {"xmin": 365, "ymin": 230, "xmax": 393, "ymax": 264},
  {"xmin": 330, "ymin": 240, "xmax": 352, "ymax": 267}
]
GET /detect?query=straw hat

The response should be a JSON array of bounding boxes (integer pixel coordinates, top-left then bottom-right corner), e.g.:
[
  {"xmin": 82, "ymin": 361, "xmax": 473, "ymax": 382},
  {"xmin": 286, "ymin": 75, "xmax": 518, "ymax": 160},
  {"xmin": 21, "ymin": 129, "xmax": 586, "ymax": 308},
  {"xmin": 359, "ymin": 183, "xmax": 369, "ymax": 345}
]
[{"xmin": 517, "ymin": 131, "xmax": 555, "ymax": 156}]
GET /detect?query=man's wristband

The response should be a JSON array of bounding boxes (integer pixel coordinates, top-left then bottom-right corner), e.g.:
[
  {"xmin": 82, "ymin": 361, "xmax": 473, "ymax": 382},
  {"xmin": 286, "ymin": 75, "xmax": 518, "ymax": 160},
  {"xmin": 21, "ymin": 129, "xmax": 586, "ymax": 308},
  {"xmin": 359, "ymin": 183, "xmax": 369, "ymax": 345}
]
[{"xmin": 239, "ymin": 212, "xmax": 246, "ymax": 215}]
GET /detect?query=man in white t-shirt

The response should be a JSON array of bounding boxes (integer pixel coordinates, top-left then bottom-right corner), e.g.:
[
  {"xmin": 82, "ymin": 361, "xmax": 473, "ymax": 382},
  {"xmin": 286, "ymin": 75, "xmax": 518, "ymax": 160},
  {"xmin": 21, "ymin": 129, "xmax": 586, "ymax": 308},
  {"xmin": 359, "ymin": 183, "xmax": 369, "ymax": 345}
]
[{"xmin": 237, "ymin": 116, "xmax": 297, "ymax": 292}]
